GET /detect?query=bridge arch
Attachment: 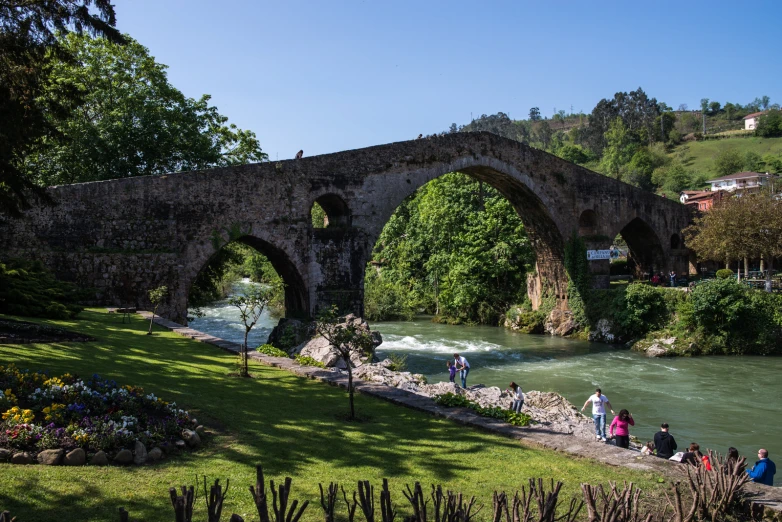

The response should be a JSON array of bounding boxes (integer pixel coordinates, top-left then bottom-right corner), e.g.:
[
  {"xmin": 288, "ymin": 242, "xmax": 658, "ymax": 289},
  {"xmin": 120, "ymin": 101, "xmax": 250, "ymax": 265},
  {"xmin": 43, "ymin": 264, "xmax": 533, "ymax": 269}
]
[
  {"xmin": 311, "ymin": 193, "xmax": 351, "ymax": 228},
  {"xmin": 578, "ymin": 209, "xmax": 599, "ymax": 237},
  {"xmin": 186, "ymin": 234, "xmax": 309, "ymax": 321},
  {"xmin": 618, "ymin": 217, "xmax": 666, "ymax": 278}
]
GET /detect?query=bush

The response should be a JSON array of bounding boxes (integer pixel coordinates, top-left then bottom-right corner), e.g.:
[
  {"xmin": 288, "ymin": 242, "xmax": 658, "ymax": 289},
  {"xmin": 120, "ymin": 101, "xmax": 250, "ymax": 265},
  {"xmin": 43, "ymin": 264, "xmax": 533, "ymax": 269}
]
[
  {"xmin": 609, "ymin": 259, "xmax": 630, "ymax": 275},
  {"xmin": 294, "ymin": 355, "xmax": 326, "ymax": 368},
  {"xmin": 434, "ymin": 393, "xmax": 531, "ymax": 427},
  {"xmin": 257, "ymin": 344, "xmax": 289, "ymax": 357},
  {"xmin": 386, "ymin": 353, "xmax": 408, "ymax": 372},
  {"xmin": 715, "ymin": 269, "xmax": 734, "ymax": 280},
  {"xmin": 617, "ymin": 284, "xmax": 670, "ymax": 337},
  {"xmin": 683, "ymin": 279, "xmax": 781, "ymax": 354},
  {"xmin": 0, "ymin": 259, "xmax": 85, "ymax": 319}
]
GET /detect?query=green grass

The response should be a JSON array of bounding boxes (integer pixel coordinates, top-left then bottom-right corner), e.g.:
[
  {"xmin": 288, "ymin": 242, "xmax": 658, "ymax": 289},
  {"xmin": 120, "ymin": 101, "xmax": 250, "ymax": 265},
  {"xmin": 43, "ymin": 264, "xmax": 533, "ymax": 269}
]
[
  {"xmin": 0, "ymin": 310, "xmax": 665, "ymax": 521},
  {"xmin": 670, "ymin": 136, "xmax": 782, "ymax": 178}
]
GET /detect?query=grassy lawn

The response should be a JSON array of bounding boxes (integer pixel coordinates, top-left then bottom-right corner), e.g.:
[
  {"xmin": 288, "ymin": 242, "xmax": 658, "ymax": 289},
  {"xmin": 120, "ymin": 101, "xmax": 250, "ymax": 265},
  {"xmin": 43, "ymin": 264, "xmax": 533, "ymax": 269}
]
[
  {"xmin": 0, "ymin": 310, "xmax": 666, "ymax": 521},
  {"xmin": 671, "ymin": 136, "xmax": 782, "ymax": 177}
]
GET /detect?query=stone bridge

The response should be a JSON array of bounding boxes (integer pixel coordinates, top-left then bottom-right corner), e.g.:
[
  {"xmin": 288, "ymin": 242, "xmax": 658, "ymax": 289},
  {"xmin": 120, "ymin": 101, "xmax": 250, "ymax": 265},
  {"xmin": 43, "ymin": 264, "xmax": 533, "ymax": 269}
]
[{"xmin": 0, "ymin": 132, "xmax": 693, "ymax": 324}]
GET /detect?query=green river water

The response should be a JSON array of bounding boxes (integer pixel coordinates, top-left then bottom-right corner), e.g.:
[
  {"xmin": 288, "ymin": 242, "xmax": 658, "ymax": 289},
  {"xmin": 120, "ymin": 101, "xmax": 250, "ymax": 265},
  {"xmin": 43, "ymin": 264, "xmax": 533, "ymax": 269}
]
[{"xmin": 189, "ymin": 296, "xmax": 782, "ymax": 485}]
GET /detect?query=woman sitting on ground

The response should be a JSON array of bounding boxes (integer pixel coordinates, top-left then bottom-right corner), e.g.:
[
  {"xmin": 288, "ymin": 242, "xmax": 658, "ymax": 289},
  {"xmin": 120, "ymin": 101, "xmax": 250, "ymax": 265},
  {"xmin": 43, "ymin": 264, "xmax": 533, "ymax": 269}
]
[
  {"xmin": 608, "ymin": 409, "xmax": 634, "ymax": 449},
  {"xmin": 681, "ymin": 443, "xmax": 712, "ymax": 470},
  {"xmin": 723, "ymin": 447, "xmax": 742, "ymax": 474}
]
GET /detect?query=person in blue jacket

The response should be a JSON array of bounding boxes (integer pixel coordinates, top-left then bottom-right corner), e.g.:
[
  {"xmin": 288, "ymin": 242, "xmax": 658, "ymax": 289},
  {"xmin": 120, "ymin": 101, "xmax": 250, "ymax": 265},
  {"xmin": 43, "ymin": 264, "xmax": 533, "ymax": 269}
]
[{"xmin": 747, "ymin": 449, "xmax": 776, "ymax": 486}]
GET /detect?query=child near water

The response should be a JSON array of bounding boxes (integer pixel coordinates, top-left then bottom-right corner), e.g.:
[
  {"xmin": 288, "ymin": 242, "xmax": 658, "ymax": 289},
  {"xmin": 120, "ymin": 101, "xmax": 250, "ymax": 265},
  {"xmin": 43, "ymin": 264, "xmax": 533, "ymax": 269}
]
[{"xmin": 447, "ymin": 360, "xmax": 456, "ymax": 382}]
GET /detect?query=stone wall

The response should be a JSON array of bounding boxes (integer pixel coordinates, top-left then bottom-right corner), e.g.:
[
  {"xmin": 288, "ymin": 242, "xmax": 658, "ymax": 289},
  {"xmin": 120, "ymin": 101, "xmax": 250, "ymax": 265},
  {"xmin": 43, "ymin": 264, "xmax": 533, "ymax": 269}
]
[{"xmin": 0, "ymin": 132, "xmax": 693, "ymax": 324}]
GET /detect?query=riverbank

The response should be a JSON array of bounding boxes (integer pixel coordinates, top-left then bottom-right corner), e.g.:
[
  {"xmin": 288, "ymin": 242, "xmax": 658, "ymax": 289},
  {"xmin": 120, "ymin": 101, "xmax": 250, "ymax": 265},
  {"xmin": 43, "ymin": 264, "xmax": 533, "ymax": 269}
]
[{"xmin": 0, "ymin": 309, "xmax": 676, "ymax": 521}]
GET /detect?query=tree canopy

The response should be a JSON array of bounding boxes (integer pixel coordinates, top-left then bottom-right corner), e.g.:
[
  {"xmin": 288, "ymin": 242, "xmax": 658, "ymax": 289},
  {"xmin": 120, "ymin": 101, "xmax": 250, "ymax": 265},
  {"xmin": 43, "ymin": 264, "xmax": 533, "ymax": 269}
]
[
  {"xmin": 1, "ymin": 0, "xmax": 124, "ymax": 215},
  {"xmin": 24, "ymin": 33, "xmax": 267, "ymax": 186}
]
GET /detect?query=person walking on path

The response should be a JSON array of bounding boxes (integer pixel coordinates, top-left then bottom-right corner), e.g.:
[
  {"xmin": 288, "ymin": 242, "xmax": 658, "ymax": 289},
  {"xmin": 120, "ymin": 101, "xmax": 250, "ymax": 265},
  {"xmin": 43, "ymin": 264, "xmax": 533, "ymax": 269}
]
[
  {"xmin": 506, "ymin": 382, "xmax": 524, "ymax": 413},
  {"xmin": 453, "ymin": 353, "xmax": 470, "ymax": 388},
  {"xmin": 653, "ymin": 423, "xmax": 678, "ymax": 459},
  {"xmin": 580, "ymin": 388, "xmax": 614, "ymax": 442},
  {"xmin": 747, "ymin": 449, "xmax": 776, "ymax": 486},
  {"xmin": 446, "ymin": 360, "xmax": 456, "ymax": 383},
  {"xmin": 609, "ymin": 409, "xmax": 634, "ymax": 449}
]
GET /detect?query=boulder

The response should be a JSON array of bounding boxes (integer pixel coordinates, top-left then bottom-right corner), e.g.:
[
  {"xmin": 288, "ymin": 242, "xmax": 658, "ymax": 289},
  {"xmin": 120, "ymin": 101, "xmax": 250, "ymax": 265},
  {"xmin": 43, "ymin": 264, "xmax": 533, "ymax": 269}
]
[
  {"xmin": 38, "ymin": 448, "xmax": 64, "ymax": 465},
  {"xmin": 352, "ymin": 363, "xmax": 427, "ymax": 390},
  {"xmin": 267, "ymin": 318, "xmax": 312, "ymax": 351},
  {"xmin": 0, "ymin": 448, "xmax": 14, "ymax": 462},
  {"xmin": 195, "ymin": 425, "xmax": 206, "ymax": 436},
  {"xmin": 133, "ymin": 441, "xmax": 148, "ymax": 465},
  {"xmin": 114, "ymin": 449, "xmax": 133, "ymax": 465},
  {"xmin": 64, "ymin": 448, "xmax": 86, "ymax": 466},
  {"xmin": 90, "ymin": 451, "xmax": 109, "ymax": 466},
  {"xmin": 293, "ymin": 315, "xmax": 382, "ymax": 368},
  {"xmin": 175, "ymin": 439, "xmax": 186, "ymax": 452},
  {"xmin": 544, "ymin": 309, "xmax": 579, "ymax": 337},
  {"xmin": 588, "ymin": 319, "xmax": 616, "ymax": 343},
  {"xmin": 148, "ymin": 447, "xmax": 164, "ymax": 462},
  {"xmin": 11, "ymin": 452, "xmax": 32, "ymax": 465},
  {"xmin": 182, "ymin": 429, "xmax": 201, "ymax": 448}
]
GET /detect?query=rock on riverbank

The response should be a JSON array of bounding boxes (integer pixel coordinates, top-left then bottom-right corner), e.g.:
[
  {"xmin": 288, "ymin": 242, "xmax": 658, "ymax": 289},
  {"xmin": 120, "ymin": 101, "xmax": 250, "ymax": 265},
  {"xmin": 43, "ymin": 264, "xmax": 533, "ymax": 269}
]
[
  {"xmin": 352, "ymin": 359, "xmax": 595, "ymax": 440},
  {"xmin": 631, "ymin": 336, "xmax": 698, "ymax": 357}
]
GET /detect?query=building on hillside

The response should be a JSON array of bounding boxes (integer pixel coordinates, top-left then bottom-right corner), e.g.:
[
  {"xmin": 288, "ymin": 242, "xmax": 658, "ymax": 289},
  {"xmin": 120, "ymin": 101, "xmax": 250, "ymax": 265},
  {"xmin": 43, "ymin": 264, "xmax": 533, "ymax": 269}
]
[
  {"xmin": 743, "ymin": 111, "xmax": 766, "ymax": 130},
  {"xmin": 682, "ymin": 190, "xmax": 725, "ymax": 211},
  {"xmin": 679, "ymin": 190, "xmax": 704, "ymax": 204},
  {"xmin": 706, "ymin": 172, "xmax": 777, "ymax": 192}
]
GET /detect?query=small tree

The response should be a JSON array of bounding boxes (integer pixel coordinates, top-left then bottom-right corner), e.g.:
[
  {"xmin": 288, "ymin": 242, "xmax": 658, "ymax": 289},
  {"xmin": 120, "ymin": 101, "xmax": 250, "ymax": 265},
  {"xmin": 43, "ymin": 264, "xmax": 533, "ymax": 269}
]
[
  {"xmin": 147, "ymin": 285, "xmax": 168, "ymax": 335},
  {"xmin": 315, "ymin": 305, "xmax": 376, "ymax": 420},
  {"xmin": 229, "ymin": 285, "xmax": 278, "ymax": 377}
]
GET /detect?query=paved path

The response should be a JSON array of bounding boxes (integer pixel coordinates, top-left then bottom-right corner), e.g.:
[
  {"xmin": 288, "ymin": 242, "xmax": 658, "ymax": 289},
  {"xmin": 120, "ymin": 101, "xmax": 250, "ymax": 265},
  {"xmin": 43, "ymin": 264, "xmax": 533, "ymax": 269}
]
[{"xmin": 137, "ymin": 311, "xmax": 782, "ymax": 513}]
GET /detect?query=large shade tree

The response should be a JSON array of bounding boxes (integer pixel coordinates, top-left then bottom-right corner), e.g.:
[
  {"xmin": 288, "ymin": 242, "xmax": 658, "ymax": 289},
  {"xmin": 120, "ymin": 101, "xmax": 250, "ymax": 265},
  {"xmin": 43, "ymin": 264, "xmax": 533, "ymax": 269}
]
[
  {"xmin": 1, "ymin": 0, "xmax": 124, "ymax": 216},
  {"xmin": 24, "ymin": 33, "xmax": 266, "ymax": 186},
  {"xmin": 685, "ymin": 193, "xmax": 782, "ymax": 292}
]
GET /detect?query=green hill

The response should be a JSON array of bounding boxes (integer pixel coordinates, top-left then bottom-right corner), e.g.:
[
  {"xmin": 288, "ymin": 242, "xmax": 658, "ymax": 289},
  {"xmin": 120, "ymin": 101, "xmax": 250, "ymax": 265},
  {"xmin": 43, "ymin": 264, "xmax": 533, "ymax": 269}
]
[{"xmin": 669, "ymin": 136, "xmax": 782, "ymax": 180}]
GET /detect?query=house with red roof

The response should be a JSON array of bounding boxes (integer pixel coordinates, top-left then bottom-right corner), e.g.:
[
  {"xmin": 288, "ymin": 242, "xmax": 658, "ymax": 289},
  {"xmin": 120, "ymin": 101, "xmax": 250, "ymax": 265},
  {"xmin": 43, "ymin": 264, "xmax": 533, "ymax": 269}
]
[{"xmin": 744, "ymin": 111, "xmax": 766, "ymax": 130}]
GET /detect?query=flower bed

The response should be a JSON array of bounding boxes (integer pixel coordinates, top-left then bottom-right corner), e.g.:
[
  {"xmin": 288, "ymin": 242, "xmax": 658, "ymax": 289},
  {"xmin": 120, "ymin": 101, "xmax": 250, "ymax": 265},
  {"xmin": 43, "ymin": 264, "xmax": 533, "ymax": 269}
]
[{"xmin": 0, "ymin": 364, "xmax": 194, "ymax": 460}]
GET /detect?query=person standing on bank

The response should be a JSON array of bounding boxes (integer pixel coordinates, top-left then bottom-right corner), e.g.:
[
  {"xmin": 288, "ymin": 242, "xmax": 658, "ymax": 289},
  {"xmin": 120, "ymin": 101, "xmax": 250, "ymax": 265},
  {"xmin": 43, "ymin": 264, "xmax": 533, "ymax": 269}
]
[
  {"xmin": 580, "ymin": 388, "xmax": 614, "ymax": 442},
  {"xmin": 747, "ymin": 449, "xmax": 776, "ymax": 486},
  {"xmin": 609, "ymin": 409, "xmax": 634, "ymax": 449},
  {"xmin": 653, "ymin": 423, "xmax": 678, "ymax": 459},
  {"xmin": 506, "ymin": 382, "xmax": 524, "ymax": 413},
  {"xmin": 454, "ymin": 353, "xmax": 470, "ymax": 388}
]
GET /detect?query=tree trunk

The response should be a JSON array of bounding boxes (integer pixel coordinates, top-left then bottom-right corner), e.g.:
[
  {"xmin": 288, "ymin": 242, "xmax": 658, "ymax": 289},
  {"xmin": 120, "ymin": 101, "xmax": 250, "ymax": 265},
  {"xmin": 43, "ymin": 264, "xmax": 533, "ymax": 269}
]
[
  {"xmin": 147, "ymin": 306, "xmax": 156, "ymax": 335},
  {"xmin": 766, "ymin": 258, "xmax": 774, "ymax": 293},
  {"xmin": 760, "ymin": 255, "xmax": 765, "ymax": 273},
  {"xmin": 347, "ymin": 363, "xmax": 355, "ymax": 420},
  {"xmin": 243, "ymin": 330, "xmax": 250, "ymax": 376},
  {"xmin": 744, "ymin": 257, "xmax": 749, "ymax": 279}
]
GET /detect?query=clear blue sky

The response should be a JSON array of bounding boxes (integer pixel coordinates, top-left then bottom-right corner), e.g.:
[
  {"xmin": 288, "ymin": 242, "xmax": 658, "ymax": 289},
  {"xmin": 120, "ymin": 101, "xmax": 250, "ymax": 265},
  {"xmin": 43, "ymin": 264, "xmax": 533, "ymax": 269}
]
[{"xmin": 114, "ymin": 0, "xmax": 782, "ymax": 160}]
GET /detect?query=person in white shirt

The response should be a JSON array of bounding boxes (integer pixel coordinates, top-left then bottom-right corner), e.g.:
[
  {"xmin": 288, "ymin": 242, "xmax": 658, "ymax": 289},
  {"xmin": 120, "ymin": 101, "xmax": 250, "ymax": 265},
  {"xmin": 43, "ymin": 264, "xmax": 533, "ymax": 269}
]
[
  {"xmin": 453, "ymin": 353, "xmax": 470, "ymax": 388},
  {"xmin": 506, "ymin": 382, "xmax": 524, "ymax": 413},
  {"xmin": 580, "ymin": 388, "xmax": 615, "ymax": 442}
]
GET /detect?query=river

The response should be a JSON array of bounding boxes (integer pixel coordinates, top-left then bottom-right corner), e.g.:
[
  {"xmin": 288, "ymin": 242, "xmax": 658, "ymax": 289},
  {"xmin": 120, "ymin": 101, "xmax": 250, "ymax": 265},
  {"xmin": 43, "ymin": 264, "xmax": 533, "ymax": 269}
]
[{"xmin": 190, "ymin": 293, "xmax": 782, "ymax": 484}]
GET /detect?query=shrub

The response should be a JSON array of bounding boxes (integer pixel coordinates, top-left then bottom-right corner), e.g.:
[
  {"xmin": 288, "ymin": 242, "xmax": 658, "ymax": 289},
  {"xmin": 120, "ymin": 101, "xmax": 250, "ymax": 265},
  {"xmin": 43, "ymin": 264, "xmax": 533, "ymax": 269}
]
[
  {"xmin": 715, "ymin": 269, "xmax": 734, "ymax": 280},
  {"xmin": 386, "ymin": 353, "xmax": 408, "ymax": 372},
  {"xmin": 684, "ymin": 279, "xmax": 781, "ymax": 354},
  {"xmin": 434, "ymin": 393, "xmax": 531, "ymax": 427},
  {"xmin": 257, "ymin": 344, "xmax": 288, "ymax": 357},
  {"xmin": 294, "ymin": 355, "xmax": 326, "ymax": 368},
  {"xmin": 0, "ymin": 259, "xmax": 85, "ymax": 319}
]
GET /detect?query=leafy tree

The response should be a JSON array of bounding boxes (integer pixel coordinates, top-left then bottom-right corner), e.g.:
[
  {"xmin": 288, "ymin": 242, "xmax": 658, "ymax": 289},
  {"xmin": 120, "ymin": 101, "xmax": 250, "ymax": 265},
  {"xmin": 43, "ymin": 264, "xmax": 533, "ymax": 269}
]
[
  {"xmin": 599, "ymin": 118, "xmax": 636, "ymax": 178},
  {"xmin": 700, "ymin": 98, "xmax": 710, "ymax": 113},
  {"xmin": 761, "ymin": 95, "xmax": 771, "ymax": 111},
  {"xmin": 147, "ymin": 285, "xmax": 168, "ymax": 335},
  {"xmin": 555, "ymin": 144, "xmax": 590, "ymax": 164},
  {"xmin": 763, "ymin": 154, "xmax": 782, "ymax": 173},
  {"xmin": 0, "ymin": 0, "xmax": 123, "ymax": 216},
  {"xmin": 586, "ymin": 88, "xmax": 659, "ymax": 154},
  {"xmin": 713, "ymin": 149, "xmax": 745, "ymax": 177},
  {"xmin": 709, "ymin": 101, "xmax": 721, "ymax": 114},
  {"xmin": 755, "ymin": 109, "xmax": 782, "ymax": 138},
  {"xmin": 315, "ymin": 305, "xmax": 376, "ymax": 420},
  {"xmin": 744, "ymin": 151, "xmax": 764, "ymax": 172},
  {"xmin": 229, "ymin": 284, "xmax": 278, "ymax": 377},
  {"xmin": 24, "ymin": 34, "xmax": 266, "ymax": 186},
  {"xmin": 533, "ymin": 120, "xmax": 553, "ymax": 149},
  {"xmin": 528, "ymin": 107, "xmax": 541, "ymax": 121},
  {"xmin": 685, "ymin": 193, "xmax": 782, "ymax": 292}
]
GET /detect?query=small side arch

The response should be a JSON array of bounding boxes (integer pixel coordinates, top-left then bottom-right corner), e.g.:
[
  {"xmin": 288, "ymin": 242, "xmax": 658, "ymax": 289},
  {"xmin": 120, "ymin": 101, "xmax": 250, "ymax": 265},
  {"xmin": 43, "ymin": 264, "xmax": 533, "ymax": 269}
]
[
  {"xmin": 578, "ymin": 209, "xmax": 598, "ymax": 236},
  {"xmin": 311, "ymin": 194, "xmax": 351, "ymax": 228},
  {"xmin": 670, "ymin": 233, "xmax": 681, "ymax": 249}
]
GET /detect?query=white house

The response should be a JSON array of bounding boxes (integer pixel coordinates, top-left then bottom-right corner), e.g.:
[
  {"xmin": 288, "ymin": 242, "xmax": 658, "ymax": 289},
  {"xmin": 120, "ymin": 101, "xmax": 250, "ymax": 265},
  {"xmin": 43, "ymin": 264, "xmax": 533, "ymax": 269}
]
[
  {"xmin": 705, "ymin": 172, "xmax": 776, "ymax": 192},
  {"xmin": 743, "ymin": 111, "xmax": 766, "ymax": 130}
]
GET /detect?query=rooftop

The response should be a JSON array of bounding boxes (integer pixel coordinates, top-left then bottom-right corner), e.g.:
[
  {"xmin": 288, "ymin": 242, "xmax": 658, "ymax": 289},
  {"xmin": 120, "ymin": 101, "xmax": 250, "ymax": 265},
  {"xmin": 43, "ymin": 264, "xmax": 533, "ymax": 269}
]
[
  {"xmin": 743, "ymin": 111, "xmax": 766, "ymax": 120},
  {"xmin": 705, "ymin": 171, "xmax": 774, "ymax": 183}
]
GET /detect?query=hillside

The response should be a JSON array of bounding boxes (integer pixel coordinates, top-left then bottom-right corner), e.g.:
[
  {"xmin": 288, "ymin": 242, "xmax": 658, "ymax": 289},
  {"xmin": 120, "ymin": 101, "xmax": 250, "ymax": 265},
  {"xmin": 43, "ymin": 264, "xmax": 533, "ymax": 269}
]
[{"xmin": 669, "ymin": 136, "xmax": 782, "ymax": 181}]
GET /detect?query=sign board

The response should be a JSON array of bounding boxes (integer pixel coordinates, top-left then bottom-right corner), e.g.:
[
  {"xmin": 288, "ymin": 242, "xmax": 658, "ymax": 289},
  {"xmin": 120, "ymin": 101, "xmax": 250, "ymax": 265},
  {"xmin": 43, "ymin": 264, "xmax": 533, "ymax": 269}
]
[{"xmin": 586, "ymin": 250, "xmax": 611, "ymax": 261}]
